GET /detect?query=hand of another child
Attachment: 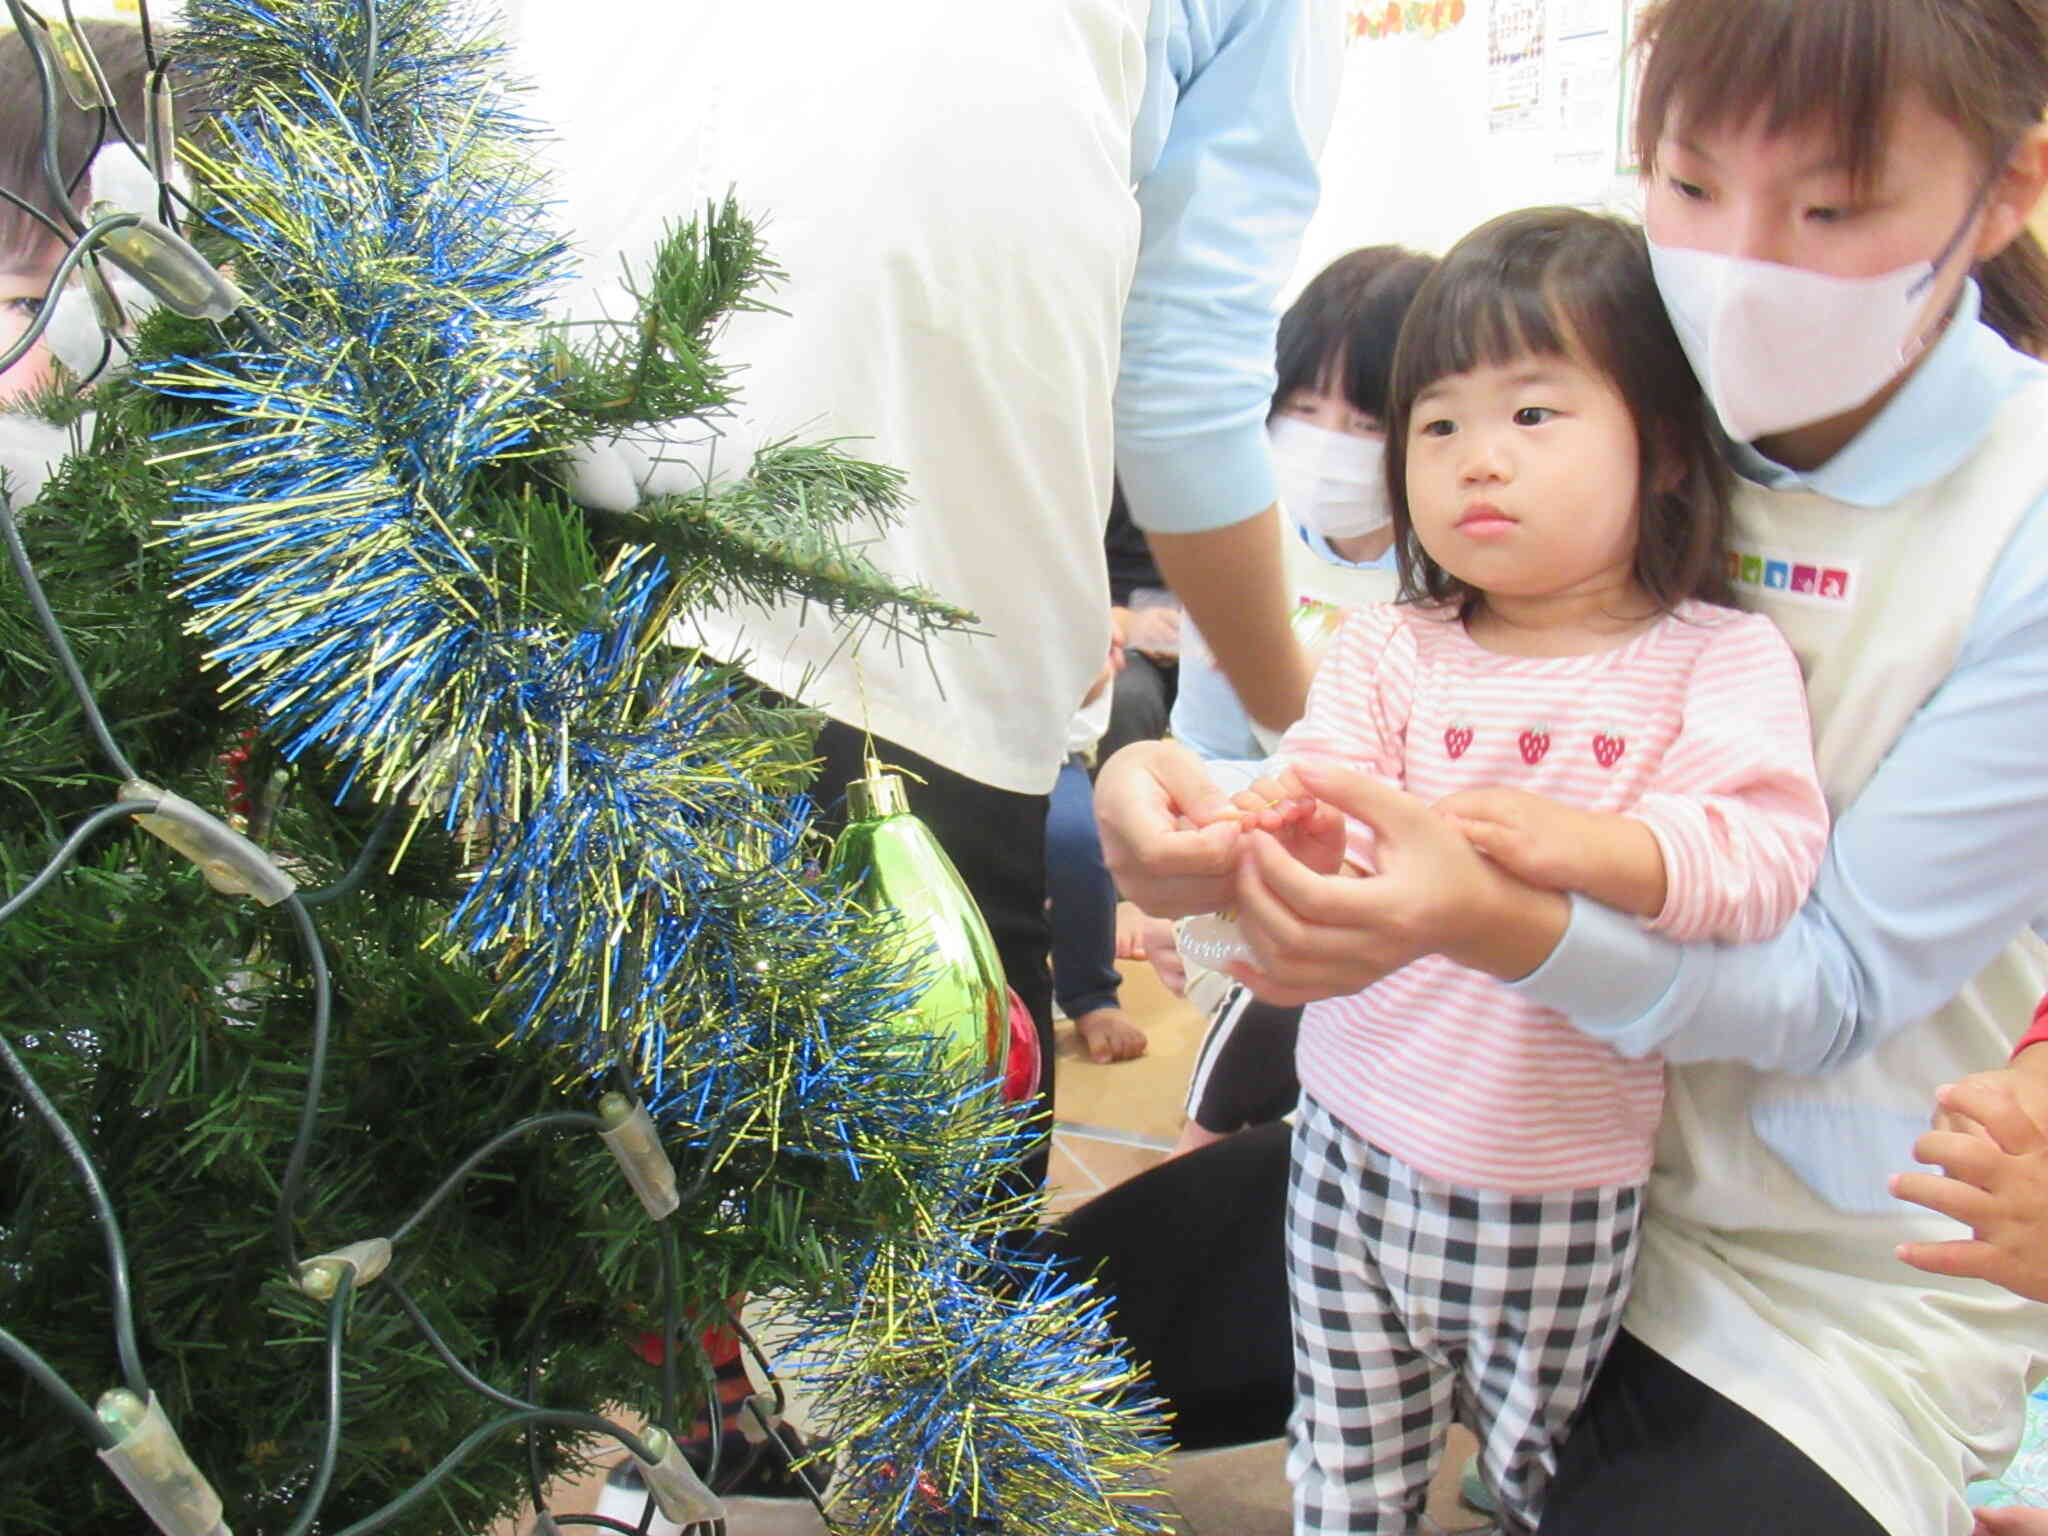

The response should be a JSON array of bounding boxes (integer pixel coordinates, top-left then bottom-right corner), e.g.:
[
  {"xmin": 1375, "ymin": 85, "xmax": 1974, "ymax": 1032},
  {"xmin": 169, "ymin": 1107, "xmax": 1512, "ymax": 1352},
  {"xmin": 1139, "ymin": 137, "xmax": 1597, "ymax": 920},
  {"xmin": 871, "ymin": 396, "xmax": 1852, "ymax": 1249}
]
[
  {"xmin": 1892, "ymin": 1072, "xmax": 2048, "ymax": 1304},
  {"xmin": 1434, "ymin": 787, "xmax": 1593, "ymax": 891},
  {"xmin": 1973, "ymin": 1505, "xmax": 2048, "ymax": 1535}
]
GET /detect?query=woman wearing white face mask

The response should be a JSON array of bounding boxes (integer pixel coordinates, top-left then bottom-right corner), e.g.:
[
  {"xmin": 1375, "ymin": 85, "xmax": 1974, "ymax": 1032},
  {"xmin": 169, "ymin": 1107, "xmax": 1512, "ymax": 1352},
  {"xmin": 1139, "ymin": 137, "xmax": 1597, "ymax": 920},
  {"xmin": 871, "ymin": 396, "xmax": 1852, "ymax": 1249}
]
[
  {"xmin": 1095, "ymin": 1, "xmax": 2048, "ymax": 1531},
  {"xmin": 1149, "ymin": 245, "xmax": 1433, "ymax": 1158}
]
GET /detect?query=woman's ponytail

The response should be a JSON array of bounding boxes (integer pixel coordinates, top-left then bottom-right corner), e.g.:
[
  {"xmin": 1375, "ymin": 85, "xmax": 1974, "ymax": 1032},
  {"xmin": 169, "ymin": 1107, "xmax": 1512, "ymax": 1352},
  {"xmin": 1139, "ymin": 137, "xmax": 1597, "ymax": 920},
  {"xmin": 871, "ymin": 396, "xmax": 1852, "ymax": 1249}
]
[{"xmin": 1979, "ymin": 226, "xmax": 2048, "ymax": 358}]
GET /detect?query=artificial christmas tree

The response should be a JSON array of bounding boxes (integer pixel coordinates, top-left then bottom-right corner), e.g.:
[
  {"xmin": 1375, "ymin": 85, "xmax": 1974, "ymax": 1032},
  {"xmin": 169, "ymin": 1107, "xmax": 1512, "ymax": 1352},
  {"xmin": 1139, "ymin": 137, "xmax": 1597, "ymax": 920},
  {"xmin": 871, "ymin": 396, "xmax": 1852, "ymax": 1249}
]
[{"xmin": 0, "ymin": 2, "xmax": 1166, "ymax": 1531}]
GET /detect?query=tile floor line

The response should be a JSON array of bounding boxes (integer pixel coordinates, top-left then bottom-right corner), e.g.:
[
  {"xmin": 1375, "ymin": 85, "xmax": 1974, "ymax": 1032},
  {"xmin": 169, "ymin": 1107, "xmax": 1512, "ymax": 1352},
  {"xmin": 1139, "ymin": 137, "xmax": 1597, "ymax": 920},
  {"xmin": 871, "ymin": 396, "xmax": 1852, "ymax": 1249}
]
[{"xmin": 1051, "ymin": 1118, "xmax": 1175, "ymax": 1152}]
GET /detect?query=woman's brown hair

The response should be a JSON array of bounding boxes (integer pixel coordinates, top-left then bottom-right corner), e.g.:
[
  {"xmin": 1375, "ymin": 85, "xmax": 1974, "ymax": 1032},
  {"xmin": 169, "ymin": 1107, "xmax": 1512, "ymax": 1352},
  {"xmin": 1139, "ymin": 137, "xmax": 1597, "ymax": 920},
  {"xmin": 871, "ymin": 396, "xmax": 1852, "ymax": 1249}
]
[
  {"xmin": 1631, "ymin": 0, "xmax": 2048, "ymax": 356},
  {"xmin": 1, "ymin": 20, "xmax": 156, "ymax": 274},
  {"xmin": 1384, "ymin": 207, "xmax": 1733, "ymax": 620}
]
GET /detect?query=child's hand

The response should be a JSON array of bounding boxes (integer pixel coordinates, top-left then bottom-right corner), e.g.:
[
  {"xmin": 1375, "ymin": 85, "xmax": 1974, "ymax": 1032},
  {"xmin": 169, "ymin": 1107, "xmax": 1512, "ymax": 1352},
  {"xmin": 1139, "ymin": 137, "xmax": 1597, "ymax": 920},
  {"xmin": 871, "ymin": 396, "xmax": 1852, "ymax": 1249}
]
[
  {"xmin": 1434, "ymin": 787, "xmax": 1595, "ymax": 891},
  {"xmin": 1973, "ymin": 1507, "xmax": 2048, "ymax": 1535},
  {"xmin": 1228, "ymin": 769, "xmax": 1346, "ymax": 877},
  {"xmin": 1892, "ymin": 1072, "xmax": 2048, "ymax": 1304}
]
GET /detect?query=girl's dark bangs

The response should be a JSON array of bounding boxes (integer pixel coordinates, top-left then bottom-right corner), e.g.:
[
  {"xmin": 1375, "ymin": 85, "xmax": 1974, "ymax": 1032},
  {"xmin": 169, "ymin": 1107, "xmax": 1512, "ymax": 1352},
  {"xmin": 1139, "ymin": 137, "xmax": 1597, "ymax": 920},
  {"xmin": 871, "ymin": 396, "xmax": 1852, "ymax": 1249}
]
[{"xmin": 1398, "ymin": 269, "xmax": 1571, "ymax": 400}]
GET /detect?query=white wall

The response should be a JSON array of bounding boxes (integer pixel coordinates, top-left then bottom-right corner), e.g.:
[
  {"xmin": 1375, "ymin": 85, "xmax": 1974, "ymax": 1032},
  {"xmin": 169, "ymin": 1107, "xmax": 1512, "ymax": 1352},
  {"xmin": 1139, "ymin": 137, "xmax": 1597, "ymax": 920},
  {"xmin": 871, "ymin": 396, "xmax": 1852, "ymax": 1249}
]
[{"xmin": 1290, "ymin": 0, "xmax": 1651, "ymax": 300}]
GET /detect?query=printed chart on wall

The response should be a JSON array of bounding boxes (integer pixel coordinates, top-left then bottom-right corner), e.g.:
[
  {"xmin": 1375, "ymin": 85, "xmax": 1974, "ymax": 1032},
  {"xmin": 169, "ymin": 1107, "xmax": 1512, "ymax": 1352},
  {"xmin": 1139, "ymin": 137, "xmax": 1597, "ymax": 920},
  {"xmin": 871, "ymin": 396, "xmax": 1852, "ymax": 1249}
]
[
  {"xmin": 1486, "ymin": 0, "xmax": 1627, "ymax": 203},
  {"xmin": 1551, "ymin": 0, "xmax": 1621, "ymax": 196},
  {"xmin": 1486, "ymin": 0, "xmax": 1545, "ymax": 134}
]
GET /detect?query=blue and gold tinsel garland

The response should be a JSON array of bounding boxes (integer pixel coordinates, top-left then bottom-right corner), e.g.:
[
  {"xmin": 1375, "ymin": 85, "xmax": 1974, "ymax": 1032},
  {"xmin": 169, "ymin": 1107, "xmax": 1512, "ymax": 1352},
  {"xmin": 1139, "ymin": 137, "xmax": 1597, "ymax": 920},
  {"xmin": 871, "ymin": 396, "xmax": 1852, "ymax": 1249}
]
[{"xmin": 126, "ymin": 0, "xmax": 1170, "ymax": 1528}]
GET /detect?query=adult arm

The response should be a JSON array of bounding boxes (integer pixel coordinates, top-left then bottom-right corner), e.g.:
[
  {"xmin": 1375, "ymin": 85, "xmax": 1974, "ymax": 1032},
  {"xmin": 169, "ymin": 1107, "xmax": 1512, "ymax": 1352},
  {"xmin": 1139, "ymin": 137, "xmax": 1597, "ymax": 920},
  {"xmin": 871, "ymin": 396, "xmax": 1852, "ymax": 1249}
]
[
  {"xmin": 1512, "ymin": 505, "xmax": 2048, "ymax": 1071},
  {"xmin": 1117, "ymin": 0, "xmax": 1341, "ymax": 732}
]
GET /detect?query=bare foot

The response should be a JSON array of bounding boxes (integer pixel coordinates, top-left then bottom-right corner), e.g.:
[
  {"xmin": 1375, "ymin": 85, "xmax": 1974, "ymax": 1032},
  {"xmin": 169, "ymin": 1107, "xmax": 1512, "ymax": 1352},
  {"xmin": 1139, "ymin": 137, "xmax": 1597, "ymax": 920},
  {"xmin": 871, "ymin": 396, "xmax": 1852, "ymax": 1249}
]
[
  {"xmin": 1172, "ymin": 1120, "xmax": 1227, "ymax": 1158},
  {"xmin": 1073, "ymin": 1005, "xmax": 1147, "ymax": 1063}
]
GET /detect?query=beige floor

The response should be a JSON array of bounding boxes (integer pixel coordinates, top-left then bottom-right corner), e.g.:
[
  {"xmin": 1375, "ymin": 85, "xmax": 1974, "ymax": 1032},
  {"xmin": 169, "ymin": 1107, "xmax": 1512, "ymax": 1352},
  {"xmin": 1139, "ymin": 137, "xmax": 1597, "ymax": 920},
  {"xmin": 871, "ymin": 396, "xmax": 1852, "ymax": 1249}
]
[{"xmin": 498, "ymin": 953, "xmax": 1487, "ymax": 1534}]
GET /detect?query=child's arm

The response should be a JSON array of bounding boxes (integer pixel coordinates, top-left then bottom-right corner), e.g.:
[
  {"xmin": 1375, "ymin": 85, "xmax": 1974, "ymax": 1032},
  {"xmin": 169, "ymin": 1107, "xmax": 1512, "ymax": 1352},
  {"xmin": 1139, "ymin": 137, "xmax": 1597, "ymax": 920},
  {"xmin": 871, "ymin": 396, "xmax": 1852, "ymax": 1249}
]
[
  {"xmin": 1439, "ymin": 613, "xmax": 1827, "ymax": 943},
  {"xmin": 1620, "ymin": 614, "xmax": 1828, "ymax": 943},
  {"xmin": 1434, "ymin": 791, "xmax": 1670, "ymax": 918}
]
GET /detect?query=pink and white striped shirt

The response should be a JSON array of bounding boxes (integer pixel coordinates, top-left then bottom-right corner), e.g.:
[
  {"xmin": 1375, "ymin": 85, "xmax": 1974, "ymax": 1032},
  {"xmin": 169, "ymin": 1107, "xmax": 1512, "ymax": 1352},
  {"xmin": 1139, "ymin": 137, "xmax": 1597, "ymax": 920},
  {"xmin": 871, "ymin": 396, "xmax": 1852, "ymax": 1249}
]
[{"xmin": 1281, "ymin": 599, "xmax": 1827, "ymax": 1192}]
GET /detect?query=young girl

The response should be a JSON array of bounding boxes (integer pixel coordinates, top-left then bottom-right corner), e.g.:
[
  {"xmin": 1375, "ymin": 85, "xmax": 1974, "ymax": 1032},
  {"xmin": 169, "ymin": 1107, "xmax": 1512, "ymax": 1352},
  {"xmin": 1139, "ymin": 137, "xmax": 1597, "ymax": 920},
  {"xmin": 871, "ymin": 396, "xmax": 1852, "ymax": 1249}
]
[
  {"xmin": 1165, "ymin": 244, "xmax": 1434, "ymax": 1155},
  {"xmin": 1193, "ymin": 206, "xmax": 1827, "ymax": 1536},
  {"xmin": 1096, "ymin": 2, "xmax": 2048, "ymax": 1532}
]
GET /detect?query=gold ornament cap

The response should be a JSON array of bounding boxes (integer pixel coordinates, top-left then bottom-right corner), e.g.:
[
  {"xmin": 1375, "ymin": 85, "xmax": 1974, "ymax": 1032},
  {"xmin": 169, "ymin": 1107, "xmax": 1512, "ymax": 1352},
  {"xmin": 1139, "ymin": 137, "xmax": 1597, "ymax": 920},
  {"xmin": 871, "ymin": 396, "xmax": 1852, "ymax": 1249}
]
[{"xmin": 845, "ymin": 769, "xmax": 910, "ymax": 821}]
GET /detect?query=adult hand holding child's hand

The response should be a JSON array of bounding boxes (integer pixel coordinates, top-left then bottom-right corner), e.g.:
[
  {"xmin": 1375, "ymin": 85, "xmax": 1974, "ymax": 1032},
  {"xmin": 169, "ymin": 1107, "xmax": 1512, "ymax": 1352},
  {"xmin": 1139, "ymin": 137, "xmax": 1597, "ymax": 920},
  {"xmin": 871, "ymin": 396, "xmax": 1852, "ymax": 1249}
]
[
  {"xmin": 1095, "ymin": 740, "xmax": 1244, "ymax": 917},
  {"xmin": 1223, "ymin": 761, "xmax": 1570, "ymax": 1007}
]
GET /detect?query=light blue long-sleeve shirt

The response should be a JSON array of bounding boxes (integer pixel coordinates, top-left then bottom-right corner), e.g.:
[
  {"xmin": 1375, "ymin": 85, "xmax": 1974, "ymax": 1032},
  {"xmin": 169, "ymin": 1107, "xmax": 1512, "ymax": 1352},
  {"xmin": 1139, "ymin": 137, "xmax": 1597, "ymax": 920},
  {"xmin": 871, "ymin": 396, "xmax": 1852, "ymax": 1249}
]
[
  {"xmin": 1170, "ymin": 525, "xmax": 1399, "ymax": 759},
  {"xmin": 1511, "ymin": 284, "xmax": 2048, "ymax": 1073},
  {"xmin": 1118, "ymin": 0, "xmax": 1340, "ymax": 536}
]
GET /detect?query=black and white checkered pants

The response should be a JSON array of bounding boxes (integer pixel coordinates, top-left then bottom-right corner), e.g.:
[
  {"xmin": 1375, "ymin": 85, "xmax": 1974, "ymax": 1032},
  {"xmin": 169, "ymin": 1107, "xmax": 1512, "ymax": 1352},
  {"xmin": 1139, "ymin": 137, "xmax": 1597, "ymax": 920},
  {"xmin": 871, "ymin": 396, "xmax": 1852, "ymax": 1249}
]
[{"xmin": 1286, "ymin": 1095, "xmax": 1643, "ymax": 1536}]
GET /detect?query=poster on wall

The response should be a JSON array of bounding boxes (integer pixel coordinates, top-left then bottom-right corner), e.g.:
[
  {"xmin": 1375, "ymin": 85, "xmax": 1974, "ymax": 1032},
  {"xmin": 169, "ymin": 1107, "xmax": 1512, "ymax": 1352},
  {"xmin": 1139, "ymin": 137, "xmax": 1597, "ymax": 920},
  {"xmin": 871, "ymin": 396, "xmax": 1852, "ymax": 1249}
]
[
  {"xmin": 1550, "ymin": 0, "xmax": 1622, "ymax": 200},
  {"xmin": 1487, "ymin": 0, "xmax": 1546, "ymax": 134},
  {"xmin": 1349, "ymin": 0, "xmax": 1470, "ymax": 42}
]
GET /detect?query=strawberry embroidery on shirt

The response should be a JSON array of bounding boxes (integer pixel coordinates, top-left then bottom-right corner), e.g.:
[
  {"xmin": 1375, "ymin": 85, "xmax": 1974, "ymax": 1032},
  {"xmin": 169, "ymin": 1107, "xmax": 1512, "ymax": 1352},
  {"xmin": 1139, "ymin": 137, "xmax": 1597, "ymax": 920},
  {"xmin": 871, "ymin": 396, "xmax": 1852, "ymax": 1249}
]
[
  {"xmin": 1518, "ymin": 724, "xmax": 1550, "ymax": 765},
  {"xmin": 1444, "ymin": 721, "xmax": 1473, "ymax": 759},
  {"xmin": 1592, "ymin": 729, "xmax": 1626, "ymax": 769}
]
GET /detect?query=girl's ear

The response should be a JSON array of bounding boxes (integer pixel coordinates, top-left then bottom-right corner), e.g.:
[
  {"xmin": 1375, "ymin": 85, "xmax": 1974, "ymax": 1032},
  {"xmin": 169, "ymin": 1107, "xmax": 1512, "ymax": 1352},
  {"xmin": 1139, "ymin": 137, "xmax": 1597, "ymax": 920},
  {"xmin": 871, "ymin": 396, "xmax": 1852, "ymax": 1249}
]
[{"xmin": 1975, "ymin": 124, "xmax": 2048, "ymax": 263}]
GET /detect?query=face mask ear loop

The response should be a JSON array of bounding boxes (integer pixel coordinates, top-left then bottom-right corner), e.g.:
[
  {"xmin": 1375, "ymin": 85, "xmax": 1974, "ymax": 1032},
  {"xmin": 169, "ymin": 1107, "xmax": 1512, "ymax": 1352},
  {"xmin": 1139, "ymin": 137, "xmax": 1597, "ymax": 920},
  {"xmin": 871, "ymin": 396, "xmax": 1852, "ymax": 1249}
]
[{"xmin": 1904, "ymin": 143, "xmax": 2016, "ymax": 304}]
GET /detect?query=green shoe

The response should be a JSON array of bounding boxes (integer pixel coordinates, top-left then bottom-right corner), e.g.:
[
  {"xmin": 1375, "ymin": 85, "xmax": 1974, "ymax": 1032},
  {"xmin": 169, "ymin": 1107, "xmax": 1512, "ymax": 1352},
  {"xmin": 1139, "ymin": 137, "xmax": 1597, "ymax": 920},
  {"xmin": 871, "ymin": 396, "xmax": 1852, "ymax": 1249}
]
[{"xmin": 1459, "ymin": 1455, "xmax": 1498, "ymax": 1516}]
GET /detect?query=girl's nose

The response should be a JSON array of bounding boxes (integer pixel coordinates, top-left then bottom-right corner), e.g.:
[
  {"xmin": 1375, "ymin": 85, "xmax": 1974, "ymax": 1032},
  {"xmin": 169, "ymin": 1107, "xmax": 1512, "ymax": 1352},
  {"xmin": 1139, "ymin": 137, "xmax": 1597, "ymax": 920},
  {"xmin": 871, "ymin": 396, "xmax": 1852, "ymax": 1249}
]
[{"xmin": 1458, "ymin": 432, "xmax": 1509, "ymax": 485}]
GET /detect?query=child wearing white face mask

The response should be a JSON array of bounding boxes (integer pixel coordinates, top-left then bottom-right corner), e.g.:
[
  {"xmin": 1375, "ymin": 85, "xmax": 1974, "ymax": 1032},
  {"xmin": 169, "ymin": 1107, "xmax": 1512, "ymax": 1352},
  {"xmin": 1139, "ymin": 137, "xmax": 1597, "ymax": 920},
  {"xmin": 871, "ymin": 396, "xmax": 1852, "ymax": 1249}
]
[{"xmin": 1158, "ymin": 246, "xmax": 1433, "ymax": 1158}]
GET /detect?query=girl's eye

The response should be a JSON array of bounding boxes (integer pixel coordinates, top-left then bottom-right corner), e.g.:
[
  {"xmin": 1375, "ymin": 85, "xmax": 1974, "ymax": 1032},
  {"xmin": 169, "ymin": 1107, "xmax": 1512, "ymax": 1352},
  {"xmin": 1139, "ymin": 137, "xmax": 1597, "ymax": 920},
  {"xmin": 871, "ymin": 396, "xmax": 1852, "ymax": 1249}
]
[
  {"xmin": 1512, "ymin": 406, "xmax": 1554, "ymax": 427},
  {"xmin": 1667, "ymin": 176, "xmax": 1709, "ymax": 202},
  {"xmin": 3, "ymin": 294, "xmax": 42, "ymax": 322},
  {"xmin": 1417, "ymin": 417, "xmax": 1456, "ymax": 439},
  {"xmin": 1803, "ymin": 204, "xmax": 1852, "ymax": 224}
]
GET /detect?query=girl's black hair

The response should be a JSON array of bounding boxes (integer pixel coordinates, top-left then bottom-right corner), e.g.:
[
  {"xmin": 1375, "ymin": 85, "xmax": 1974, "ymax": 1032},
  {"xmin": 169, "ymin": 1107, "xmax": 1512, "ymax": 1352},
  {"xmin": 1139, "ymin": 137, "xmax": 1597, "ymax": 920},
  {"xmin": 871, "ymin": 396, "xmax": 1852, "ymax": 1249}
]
[
  {"xmin": 1272, "ymin": 245, "xmax": 1437, "ymax": 424},
  {"xmin": 1385, "ymin": 206, "xmax": 1733, "ymax": 618}
]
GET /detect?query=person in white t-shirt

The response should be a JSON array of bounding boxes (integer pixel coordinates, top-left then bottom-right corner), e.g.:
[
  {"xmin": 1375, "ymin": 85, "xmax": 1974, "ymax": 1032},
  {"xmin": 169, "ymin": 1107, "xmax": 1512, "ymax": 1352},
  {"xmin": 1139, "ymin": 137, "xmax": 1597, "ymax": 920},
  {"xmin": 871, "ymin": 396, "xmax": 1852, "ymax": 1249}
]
[{"xmin": 511, "ymin": 0, "xmax": 1342, "ymax": 1209}]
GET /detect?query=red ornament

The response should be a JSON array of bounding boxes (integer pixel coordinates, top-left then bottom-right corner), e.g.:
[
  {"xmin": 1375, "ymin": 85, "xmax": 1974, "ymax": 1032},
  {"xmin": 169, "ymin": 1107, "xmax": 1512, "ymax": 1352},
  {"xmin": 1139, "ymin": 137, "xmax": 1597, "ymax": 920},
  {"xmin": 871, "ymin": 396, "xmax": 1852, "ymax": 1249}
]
[
  {"xmin": 1002, "ymin": 987, "xmax": 1042, "ymax": 1104},
  {"xmin": 1518, "ymin": 726, "xmax": 1550, "ymax": 765},
  {"xmin": 1592, "ymin": 731, "xmax": 1626, "ymax": 769},
  {"xmin": 1443, "ymin": 723, "xmax": 1473, "ymax": 759}
]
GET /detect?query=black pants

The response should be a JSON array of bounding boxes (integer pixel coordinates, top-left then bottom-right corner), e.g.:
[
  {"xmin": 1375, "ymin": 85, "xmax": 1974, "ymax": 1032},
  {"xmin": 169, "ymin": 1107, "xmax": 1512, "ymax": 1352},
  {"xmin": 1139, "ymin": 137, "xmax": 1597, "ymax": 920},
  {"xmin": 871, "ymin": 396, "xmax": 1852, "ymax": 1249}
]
[
  {"xmin": 1186, "ymin": 983, "xmax": 1302, "ymax": 1134},
  {"xmin": 1036, "ymin": 1121, "xmax": 1295, "ymax": 1450},
  {"xmin": 1539, "ymin": 1330, "xmax": 1888, "ymax": 1535},
  {"xmin": 1043, "ymin": 1125, "xmax": 1891, "ymax": 1536},
  {"xmin": 1097, "ymin": 652, "xmax": 1176, "ymax": 765},
  {"xmin": 806, "ymin": 719, "xmax": 1057, "ymax": 1196}
]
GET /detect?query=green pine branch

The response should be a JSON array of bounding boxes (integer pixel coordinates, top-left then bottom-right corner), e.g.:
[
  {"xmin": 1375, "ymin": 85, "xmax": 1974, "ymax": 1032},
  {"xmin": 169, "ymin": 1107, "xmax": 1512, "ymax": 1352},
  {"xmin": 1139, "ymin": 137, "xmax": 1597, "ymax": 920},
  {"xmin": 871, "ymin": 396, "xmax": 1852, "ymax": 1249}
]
[
  {"xmin": 588, "ymin": 440, "xmax": 980, "ymax": 642},
  {"xmin": 549, "ymin": 197, "xmax": 780, "ymax": 428}
]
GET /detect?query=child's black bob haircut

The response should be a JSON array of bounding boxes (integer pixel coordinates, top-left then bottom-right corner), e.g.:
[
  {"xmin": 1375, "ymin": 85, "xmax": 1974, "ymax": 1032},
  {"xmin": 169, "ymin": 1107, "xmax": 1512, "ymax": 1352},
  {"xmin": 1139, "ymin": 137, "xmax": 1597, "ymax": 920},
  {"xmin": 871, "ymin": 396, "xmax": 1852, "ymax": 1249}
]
[
  {"xmin": 1385, "ymin": 206, "xmax": 1733, "ymax": 618},
  {"xmin": 1273, "ymin": 245, "xmax": 1437, "ymax": 425}
]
